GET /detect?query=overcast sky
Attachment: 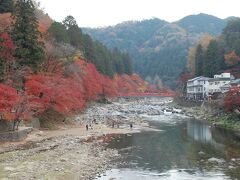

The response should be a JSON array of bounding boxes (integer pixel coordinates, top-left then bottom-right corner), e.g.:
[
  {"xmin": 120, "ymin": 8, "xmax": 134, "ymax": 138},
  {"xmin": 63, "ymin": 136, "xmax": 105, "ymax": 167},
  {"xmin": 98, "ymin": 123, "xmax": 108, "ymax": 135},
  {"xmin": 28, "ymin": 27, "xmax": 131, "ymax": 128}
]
[{"xmin": 38, "ymin": 0, "xmax": 240, "ymax": 28}]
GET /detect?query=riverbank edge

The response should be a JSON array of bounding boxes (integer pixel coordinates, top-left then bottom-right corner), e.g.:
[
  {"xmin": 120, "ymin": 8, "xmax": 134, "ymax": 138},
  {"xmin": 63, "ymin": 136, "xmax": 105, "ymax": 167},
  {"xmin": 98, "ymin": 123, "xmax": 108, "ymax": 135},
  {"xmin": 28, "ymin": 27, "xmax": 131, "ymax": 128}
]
[
  {"xmin": 0, "ymin": 117, "xmax": 158, "ymax": 179},
  {"xmin": 173, "ymin": 97, "xmax": 240, "ymax": 134}
]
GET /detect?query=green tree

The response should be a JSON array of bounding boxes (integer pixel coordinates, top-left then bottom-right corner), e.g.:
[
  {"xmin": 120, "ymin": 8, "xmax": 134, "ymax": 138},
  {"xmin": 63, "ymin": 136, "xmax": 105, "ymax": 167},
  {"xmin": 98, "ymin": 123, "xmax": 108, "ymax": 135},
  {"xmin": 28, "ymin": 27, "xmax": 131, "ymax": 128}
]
[
  {"xmin": 92, "ymin": 41, "xmax": 112, "ymax": 76},
  {"xmin": 112, "ymin": 48, "xmax": 124, "ymax": 74},
  {"xmin": 62, "ymin": 15, "xmax": 78, "ymax": 29},
  {"xmin": 122, "ymin": 53, "xmax": 133, "ymax": 75},
  {"xmin": 63, "ymin": 16, "xmax": 83, "ymax": 48},
  {"xmin": 223, "ymin": 19, "xmax": 240, "ymax": 55},
  {"xmin": 195, "ymin": 44, "xmax": 204, "ymax": 76},
  {"xmin": 0, "ymin": 0, "xmax": 13, "ymax": 13},
  {"xmin": 47, "ymin": 22, "xmax": 69, "ymax": 44},
  {"xmin": 11, "ymin": 0, "xmax": 45, "ymax": 72},
  {"xmin": 82, "ymin": 34, "xmax": 95, "ymax": 61},
  {"xmin": 203, "ymin": 40, "xmax": 224, "ymax": 77}
]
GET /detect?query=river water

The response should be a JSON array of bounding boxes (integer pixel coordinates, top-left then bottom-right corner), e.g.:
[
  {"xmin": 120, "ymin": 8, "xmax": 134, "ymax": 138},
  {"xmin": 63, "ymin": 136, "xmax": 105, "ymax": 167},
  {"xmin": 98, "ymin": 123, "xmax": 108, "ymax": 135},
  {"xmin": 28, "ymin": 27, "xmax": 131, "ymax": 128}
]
[{"xmin": 96, "ymin": 100, "xmax": 240, "ymax": 180}]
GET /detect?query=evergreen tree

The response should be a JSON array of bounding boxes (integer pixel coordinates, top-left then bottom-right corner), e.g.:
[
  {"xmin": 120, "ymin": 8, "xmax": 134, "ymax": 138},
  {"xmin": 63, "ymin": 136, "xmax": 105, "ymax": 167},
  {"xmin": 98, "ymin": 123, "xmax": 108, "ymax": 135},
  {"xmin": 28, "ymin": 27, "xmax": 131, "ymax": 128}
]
[
  {"xmin": 0, "ymin": 0, "xmax": 13, "ymax": 13},
  {"xmin": 195, "ymin": 44, "xmax": 204, "ymax": 76},
  {"xmin": 122, "ymin": 53, "xmax": 133, "ymax": 75},
  {"xmin": 46, "ymin": 15, "xmax": 134, "ymax": 77},
  {"xmin": 62, "ymin": 15, "xmax": 78, "ymax": 29},
  {"xmin": 112, "ymin": 48, "xmax": 124, "ymax": 74},
  {"xmin": 11, "ymin": 0, "xmax": 45, "ymax": 72},
  {"xmin": 63, "ymin": 16, "xmax": 83, "ymax": 48},
  {"xmin": 92, "ymin": 41, "xmax": 106, "ymax": 74},
  {"xmin": 223, "ymin": 19, "xmax": 240, "ymax": 55},
  {"xmin": 223, "ymin": 19, "xmax": 240, "ymax": 48},
  {"xmin": 47, "ymin": 22, "xmax": 69, "ymax": 43},
  {"xmin": 203, "ymin": 40, "xmax": 223, "ymax": 77},
  {"xmin": 82, "ymin": 34, "xmax": 95, "ymax": 61}
]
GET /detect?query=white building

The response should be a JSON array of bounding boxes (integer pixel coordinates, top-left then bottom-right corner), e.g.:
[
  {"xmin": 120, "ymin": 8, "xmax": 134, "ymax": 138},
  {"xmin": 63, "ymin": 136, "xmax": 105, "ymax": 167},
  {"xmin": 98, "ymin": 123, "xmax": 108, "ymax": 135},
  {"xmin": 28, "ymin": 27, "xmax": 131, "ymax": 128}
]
[
  {"xmin": 220, "ymin": 84, "xmax": 231, "ymax": 93},
  {"xmin": 208, "ymin": 73, "xmax": 232, "ymax": 94},
  {"xmin": 186, "ymin": 73, "xmax": 234, "ymax": 100},
  {"xmin": 230, "ymin": 79, "xmax": 240, "ymax": 87},
  {"xmin": 186, "ymin": 76, "xmax": 209, "ymax": 100}
]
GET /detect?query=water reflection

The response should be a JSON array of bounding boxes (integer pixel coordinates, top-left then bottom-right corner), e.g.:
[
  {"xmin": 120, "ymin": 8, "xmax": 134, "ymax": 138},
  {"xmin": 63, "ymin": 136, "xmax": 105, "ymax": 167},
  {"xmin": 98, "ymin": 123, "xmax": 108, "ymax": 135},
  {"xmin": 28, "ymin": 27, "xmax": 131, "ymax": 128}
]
[
  {"xmin": 187, "ymin": 119, "xmax": 212, "ymax": 143},
  {"xmin": 187, "ymin": 119, "xmax": 240, "ymax": 159},
  {"xmin": 99, "ymin": 117, "xmax": 240, "ymax": 179}
]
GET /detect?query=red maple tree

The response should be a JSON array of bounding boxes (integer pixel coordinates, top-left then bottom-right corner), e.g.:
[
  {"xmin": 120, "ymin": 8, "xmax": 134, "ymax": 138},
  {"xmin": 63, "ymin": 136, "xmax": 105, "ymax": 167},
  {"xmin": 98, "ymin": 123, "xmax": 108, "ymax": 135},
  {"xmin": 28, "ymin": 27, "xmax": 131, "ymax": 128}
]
[{"xmin": 224, "ymin": 87, "xmax": 240, "ymax": 112}]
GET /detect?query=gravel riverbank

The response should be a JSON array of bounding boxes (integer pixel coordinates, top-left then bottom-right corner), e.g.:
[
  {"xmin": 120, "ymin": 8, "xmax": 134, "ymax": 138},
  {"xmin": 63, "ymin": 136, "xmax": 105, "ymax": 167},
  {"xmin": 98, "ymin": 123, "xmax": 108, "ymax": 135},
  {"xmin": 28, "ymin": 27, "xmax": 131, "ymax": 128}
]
[{"xmin": 0, "ymin": 98, "xmax": 172, "ymax": 180}]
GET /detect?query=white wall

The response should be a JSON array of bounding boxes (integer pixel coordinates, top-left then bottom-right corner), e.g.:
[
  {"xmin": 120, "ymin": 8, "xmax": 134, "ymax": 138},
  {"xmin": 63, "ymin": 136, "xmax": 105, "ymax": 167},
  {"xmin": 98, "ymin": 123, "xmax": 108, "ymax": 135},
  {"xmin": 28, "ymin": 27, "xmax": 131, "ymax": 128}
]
[{"xmin": 208, "ymin": 80, "xmax": 230, "ymax": 93}]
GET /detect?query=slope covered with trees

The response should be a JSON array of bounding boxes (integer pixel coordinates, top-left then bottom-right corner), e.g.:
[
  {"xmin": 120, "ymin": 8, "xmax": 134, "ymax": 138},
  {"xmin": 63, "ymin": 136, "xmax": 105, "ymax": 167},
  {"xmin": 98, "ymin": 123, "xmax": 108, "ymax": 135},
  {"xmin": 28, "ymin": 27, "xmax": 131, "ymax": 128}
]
[
  {"xmin": 47, "ymin": 16, "xmax": 133, "ymax": 77},
  {"xmin": 187, "ymin": 19, "xmax": 240, "ymax": 113},
  {"xmin": 0, "ymin": 0, "xmax": 13, "ymax": 13},
  {"xmin": 0, "ymin": 0, "xmax": 162, "ymax": 130},
  {"xmin": 83, "ymin": 14, "xmax": 232, "ymax": 88},
  {"xmin": 188, "ymin": 19, "xmax": 240, "ymax": 78}
]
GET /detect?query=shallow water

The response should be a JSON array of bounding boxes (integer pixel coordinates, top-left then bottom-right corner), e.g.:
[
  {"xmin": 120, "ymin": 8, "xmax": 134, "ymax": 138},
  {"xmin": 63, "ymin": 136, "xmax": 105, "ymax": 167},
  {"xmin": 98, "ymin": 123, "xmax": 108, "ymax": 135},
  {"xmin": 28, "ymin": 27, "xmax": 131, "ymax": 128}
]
[{"xmin": 97, "ymin": 112, "xmax": 240, "ymax": 179}]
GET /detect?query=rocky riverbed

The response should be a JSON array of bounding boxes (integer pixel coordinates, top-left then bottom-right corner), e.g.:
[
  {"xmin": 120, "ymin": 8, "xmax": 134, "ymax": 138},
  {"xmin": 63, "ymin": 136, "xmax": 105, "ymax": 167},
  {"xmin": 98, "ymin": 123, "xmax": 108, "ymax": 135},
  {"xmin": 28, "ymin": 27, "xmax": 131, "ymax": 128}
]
[
  {"xmin": 0, "ymin": 135, "xmax": 120, "ymax": 180},
  {"xmin": 0, "ymin": 97, "xmax": 186, "ymax": 180}
]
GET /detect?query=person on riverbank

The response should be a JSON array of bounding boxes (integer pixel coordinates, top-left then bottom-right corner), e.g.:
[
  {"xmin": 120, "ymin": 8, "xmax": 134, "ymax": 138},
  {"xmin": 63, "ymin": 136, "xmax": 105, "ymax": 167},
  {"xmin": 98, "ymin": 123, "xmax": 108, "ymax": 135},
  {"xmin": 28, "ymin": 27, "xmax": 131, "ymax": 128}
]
[
  {"xmin": 130, "ymin": 123, "xmax": 133, "ymax": 129},
  {"xmin": 86, "ymin": 124, "xmax": 89, "ymax": 131},
  {"xmin": 117, "ymin": 122, "xmax": 120, "ymax": 128}
]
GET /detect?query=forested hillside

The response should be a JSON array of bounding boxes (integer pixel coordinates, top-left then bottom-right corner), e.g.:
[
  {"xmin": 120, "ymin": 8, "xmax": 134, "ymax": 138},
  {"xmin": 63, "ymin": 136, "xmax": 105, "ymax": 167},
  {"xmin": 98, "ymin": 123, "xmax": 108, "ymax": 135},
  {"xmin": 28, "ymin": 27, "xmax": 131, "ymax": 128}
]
[
  {"xmin": 84, "ymin": 14, "xmax": 232, "ymax": 88},
  {"xmin": 183, "ymin": 19, "xmax": 240, "ymax": 113},
  {"xmin": 47, "ymin": 16, "xmax": 133, "ymax": 77},
  {"xmin": 188, "ymin": 19, "xmax": 240, "ymax": 79},
  {"xmin": 0, "ymin": 0, "xmax": 165, "ymax": 130}
]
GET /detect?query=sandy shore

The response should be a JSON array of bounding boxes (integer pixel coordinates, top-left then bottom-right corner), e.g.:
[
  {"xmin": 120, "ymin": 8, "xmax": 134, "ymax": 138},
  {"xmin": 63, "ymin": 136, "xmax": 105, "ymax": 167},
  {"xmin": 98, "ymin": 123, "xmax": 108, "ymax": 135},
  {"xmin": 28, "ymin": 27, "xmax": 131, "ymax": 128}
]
[
  {"xmin": 0, "ymin": 98, "xmax": 168, "ymax": 180},
  {"xmin": 0, "ymin": 123, "xmax": 155, "ymax": 180},
  {"xmin": 0, "ymin": 122, "xmax": 159, "ymax": 180}
]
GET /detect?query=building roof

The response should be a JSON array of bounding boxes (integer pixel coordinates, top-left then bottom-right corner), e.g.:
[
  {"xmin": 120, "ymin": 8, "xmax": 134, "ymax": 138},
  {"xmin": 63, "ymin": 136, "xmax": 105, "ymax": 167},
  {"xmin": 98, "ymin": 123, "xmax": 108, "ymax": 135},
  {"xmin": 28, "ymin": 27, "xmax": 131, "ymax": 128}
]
[
  {"xmin": 187, "ymin": 76, "xmax": 209, "ymax": 82},
  {"xmin": 220, "ymin": 84, "xmax": 231, "ymax": 89},
  {"xmin": 187, "ymin": 85, "xmax": 203, "ymax": 88},
  {"xmin": 231, "ymin": 79, "xmax": 240, "ymax": 85},
  {"xmin": 208, "ymin": 77, "xmax": 230, "ymax": 82}
]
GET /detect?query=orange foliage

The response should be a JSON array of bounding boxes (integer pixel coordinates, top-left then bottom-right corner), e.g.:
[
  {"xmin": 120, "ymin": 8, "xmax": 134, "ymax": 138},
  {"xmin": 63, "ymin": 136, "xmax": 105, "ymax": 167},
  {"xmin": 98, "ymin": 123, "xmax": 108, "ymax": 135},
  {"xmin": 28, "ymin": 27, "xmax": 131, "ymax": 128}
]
[
  {"xmin": 75, "ymin": 61, "xmax": 104, "ymax": 100},
  {"xmin": 25, "ymin": 74, "xmax": 86, "ymax": 115},
  {"xmin": 38, "ymin": 17, "xmax": 52, "ymax": 33},
  {"xmin": 0, "ymin": 58, "xmax": 174, "ymax": 121},
  {"xmin": 0, "ymin": 84, "xmax": 19, "ymax": 120},
  {"xmin": 224, "ymin": 87, "xmax": 240, "ymax": 112},
  {"xmin": 0, "ymin": 11, "xmax": 52, "ymax": 34},
  {"xmin": 0, "ymin": 13, "xmax": 12, "ymax": 33},
  {"xmin": 0, "ymin": 8, "xmax": 177, "ymax": 122},
  {"xmin": 0, "ymin": 32, "xmax": 14, "ymax": 60},
  {"xmin": 35, "ymin": 8, "xmax": 53, "ymax": 33},
  {"xmin": 113, "ymin": 74, "xmax": 148, "ymax": 96},
  {"xmin": 224, "ymin": 51, "xmax": 240, "ymax": 67}
]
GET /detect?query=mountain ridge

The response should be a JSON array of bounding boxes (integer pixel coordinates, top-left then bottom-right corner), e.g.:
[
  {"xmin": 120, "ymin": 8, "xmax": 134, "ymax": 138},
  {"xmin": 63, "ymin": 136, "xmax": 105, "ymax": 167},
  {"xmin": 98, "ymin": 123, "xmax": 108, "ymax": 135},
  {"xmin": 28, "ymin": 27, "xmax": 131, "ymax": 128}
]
[{"xmin": 83, "ymin": 13, "xmax": 239, "ymax": 88}]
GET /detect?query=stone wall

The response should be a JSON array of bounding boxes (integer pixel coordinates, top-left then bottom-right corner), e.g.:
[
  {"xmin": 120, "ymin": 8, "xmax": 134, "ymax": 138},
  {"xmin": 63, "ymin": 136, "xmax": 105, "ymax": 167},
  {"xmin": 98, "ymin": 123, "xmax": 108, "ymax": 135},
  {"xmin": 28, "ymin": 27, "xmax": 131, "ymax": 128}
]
[
  {"xmin": 0, "ymin": 127, "xmax": 33, "ymax": 142},
  {"xmin": 0, "ymin": 120, "xmax": 13, "ymax": 132},
  {"xmin": 24, "ymin": 118, "xmax": 40, "ymax": 129}
]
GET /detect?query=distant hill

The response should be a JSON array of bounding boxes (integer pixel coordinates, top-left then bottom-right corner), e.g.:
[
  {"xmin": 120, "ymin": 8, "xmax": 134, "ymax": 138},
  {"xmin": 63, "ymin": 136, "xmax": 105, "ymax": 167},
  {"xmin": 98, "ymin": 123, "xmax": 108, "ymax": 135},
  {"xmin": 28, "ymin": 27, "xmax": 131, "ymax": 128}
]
[
  {"xmin": 83, "ymin": 13, "xmax": 233, "ymax": 88},
  {"xmin": 176, "ymin": 13, "xmax": 226, "ymax": 35}
]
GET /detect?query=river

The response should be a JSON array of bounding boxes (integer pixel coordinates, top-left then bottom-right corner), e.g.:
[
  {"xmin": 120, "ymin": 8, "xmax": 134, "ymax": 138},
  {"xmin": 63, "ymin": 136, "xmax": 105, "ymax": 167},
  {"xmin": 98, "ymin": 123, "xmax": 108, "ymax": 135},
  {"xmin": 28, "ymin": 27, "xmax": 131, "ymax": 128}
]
[{"xmin": 96, "ymin": 98, "xmax": 240, "ymax": 180}]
